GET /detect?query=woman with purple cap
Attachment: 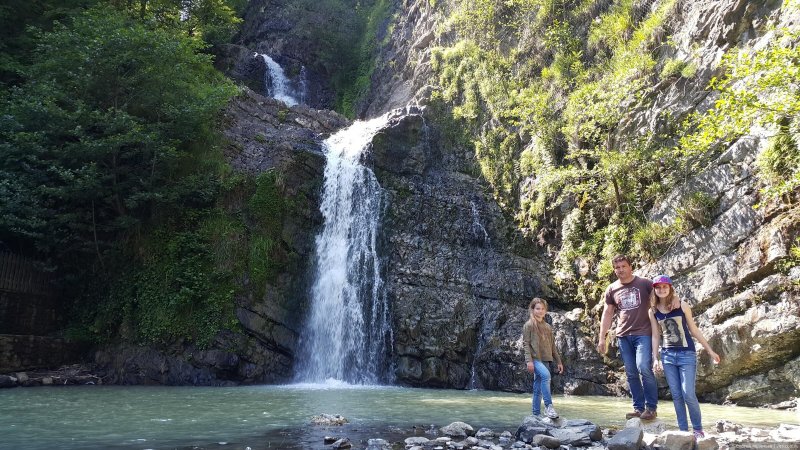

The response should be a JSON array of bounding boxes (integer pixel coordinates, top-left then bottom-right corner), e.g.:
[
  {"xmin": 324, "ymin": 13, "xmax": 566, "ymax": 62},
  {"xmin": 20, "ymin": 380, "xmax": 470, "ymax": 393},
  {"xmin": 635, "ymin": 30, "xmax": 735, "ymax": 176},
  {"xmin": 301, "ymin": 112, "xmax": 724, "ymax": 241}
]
[{"xmin": 648, "ymin": 274, "xmax": 721, "ymax": 439}]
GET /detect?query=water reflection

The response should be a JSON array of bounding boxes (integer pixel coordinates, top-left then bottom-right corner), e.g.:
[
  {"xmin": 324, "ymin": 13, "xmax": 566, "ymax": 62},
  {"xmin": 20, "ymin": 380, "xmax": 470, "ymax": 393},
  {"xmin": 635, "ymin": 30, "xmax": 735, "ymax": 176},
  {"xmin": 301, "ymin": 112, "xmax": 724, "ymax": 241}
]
[{"xmin": 0, "ymin": 384, "xmax": 796, "ymax": 449}]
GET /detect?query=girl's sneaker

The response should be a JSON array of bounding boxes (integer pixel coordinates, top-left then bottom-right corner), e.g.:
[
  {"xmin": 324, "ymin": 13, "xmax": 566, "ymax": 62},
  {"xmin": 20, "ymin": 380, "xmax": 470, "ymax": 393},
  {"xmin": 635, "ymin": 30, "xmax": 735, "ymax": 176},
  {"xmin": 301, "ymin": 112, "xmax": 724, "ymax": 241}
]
[
  {"xmin": 693, "ymin": 430, "xmax": 705, "ymax": 439},
  {"xmin": 545, "ymin": 404, "xmax": 559, "ymax": 419}
]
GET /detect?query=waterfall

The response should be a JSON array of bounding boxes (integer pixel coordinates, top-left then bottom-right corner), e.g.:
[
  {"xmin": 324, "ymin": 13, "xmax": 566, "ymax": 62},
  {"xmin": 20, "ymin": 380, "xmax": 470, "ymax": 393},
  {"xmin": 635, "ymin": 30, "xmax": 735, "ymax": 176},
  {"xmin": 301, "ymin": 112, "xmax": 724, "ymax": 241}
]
[
  {"xmin": 299, "ymin": 66, "xmax": 308, "ymax": 105},
  {"xmin": 470, "ymin": 200, "xmax": 490, "ymax": 245},
  {"xmin": 295, "ymin": 115, "xmax": 393, "ymax": 384},
  {"xmin": 259, "ymin": 54, "xmax": 299, "ymax": 106}
]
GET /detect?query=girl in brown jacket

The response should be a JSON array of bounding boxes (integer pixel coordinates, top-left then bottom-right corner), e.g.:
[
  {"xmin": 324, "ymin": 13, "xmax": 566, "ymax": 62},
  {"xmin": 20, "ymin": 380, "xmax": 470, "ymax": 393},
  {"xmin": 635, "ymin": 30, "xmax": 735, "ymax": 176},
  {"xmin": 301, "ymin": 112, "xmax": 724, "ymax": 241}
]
[{"xmin": 523, "ymin": 298, "xmax": 564, "ymax": 419}]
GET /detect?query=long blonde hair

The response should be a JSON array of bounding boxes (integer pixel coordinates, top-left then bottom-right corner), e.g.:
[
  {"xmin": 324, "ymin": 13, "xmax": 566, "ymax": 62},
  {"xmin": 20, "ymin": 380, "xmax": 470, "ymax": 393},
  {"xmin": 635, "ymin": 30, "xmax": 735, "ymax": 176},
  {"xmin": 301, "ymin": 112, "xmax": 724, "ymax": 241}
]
[{"xmin": 650, "ymin": 284, "xmax": 676, "ymax": 309}]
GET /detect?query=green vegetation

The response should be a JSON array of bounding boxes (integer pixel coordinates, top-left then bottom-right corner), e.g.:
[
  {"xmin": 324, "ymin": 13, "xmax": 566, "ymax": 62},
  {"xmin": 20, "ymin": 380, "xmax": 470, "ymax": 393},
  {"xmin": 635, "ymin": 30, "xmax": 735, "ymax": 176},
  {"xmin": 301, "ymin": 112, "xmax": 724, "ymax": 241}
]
[
  {"xmin": 0, "ymin": 1, "xmax": 271, "ymax": 347},
  {"xmin": 428, "ymin": 0, "xmax": 800, "ymax": 306}
]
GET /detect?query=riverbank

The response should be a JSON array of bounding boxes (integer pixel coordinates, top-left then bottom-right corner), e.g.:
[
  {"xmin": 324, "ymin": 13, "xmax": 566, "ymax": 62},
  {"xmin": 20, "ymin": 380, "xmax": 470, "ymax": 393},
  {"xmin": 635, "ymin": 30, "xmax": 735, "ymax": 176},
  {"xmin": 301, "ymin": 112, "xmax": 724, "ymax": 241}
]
[{"xmin": 301, "ymin": 415, "xmax": 800, "ymax": 450}]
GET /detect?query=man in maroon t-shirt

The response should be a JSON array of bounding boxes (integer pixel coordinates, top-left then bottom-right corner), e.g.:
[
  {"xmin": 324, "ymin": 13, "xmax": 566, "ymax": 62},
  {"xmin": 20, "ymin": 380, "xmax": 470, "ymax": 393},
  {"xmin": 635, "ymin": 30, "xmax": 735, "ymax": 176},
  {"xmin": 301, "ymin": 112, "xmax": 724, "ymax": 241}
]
[{"xmin": 596, "ymin": 255, "xmax": 660, "ymax": 420}]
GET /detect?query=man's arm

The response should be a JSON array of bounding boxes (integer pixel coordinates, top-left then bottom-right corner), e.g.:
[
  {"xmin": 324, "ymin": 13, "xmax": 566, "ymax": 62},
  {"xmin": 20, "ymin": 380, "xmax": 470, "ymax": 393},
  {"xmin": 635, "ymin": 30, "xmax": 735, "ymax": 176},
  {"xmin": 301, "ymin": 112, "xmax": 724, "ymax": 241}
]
[{"xmin": 596, "ymin": 302, "xmax": 615, "ymax": 354}]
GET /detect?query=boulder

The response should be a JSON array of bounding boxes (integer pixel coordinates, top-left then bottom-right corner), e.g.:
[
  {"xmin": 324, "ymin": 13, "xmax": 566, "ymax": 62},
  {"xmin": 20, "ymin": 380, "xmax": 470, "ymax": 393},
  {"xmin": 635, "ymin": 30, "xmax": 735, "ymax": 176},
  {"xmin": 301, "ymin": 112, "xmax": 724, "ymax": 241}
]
[
  {"xmin": 655, "ymin": 431, "xmax": 695, "ymax": 450},
  {"xmin": 607, "ymin": 427, "xmax": 643, "ymax": 450},
  {"xmin": 548, "ymin": 427, "xmax": 592, "ymax": 446}
]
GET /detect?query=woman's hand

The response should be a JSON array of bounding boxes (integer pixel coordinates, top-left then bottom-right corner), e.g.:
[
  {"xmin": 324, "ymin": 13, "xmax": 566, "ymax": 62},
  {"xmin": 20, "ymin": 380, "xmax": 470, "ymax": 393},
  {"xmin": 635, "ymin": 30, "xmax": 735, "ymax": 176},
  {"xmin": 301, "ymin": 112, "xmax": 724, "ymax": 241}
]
[
  {"xmin": 556, "ymin": 363, "xmax": 564, "ymax": 374},
  {"xmin": 526, "ymin": 361, "xmax": 534, "ymax": 373},
  {"xmin": 652, "ymin": 359, "xmax": 663, "ymax": 373},
  {"xmin": 709, "ymin": 351, "xmax": 721, "ymax": 364}
]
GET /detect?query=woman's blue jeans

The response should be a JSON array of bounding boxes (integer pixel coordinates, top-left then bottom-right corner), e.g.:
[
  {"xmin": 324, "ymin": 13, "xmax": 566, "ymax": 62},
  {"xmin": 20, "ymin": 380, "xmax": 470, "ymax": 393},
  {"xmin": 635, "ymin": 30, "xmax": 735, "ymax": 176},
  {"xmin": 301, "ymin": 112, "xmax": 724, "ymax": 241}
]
[
  {"xmin": 531, "ymin": 360, "xmax": 552, "ymax": 415},
  {"xmin": 661, "ymin": 349, "xmax": 702, "ymax": 431},
  {"xmin": 618, "ymin": 335, "xmax": 658, "ymax": 412}
]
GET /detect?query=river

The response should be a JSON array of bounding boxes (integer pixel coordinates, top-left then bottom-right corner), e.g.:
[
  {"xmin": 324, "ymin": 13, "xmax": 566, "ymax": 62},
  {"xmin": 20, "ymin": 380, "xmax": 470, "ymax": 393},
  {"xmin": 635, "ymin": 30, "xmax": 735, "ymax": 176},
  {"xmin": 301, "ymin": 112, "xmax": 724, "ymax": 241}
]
[{"xmin": 1, "ymin": 383, "xmax": 798, "ymax": 449}]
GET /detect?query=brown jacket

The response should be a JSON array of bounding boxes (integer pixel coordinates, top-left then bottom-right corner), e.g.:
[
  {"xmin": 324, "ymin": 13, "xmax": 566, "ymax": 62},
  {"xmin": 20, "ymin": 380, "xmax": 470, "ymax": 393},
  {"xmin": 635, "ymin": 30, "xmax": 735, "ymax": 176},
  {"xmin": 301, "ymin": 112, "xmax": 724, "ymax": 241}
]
[{"xmin": 522, "ymin": 319, "xmax": 561, "ymax": 364}]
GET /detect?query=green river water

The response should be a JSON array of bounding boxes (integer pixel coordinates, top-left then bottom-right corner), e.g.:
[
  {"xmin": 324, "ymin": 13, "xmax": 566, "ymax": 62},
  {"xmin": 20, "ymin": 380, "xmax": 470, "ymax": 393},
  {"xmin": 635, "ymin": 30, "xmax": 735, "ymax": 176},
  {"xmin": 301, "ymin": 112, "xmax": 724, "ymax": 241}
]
[{"xmin": 1, "ymin": 383, "xmax": 797, "ymax": 449}]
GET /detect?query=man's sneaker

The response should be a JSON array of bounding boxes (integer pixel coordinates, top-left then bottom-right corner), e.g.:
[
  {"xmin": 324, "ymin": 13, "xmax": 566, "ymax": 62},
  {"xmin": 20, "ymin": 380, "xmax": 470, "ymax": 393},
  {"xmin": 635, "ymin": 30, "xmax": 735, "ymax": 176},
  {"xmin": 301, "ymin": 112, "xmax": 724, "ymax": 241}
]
[
  {"xmin": 640, "ymin": 409, "xmax": 657, "ymax": 420},
  {"xmin": 545, "ymin": 404, "xmax": 559, "ymax": 419},
  {"xmin": 625, "ymin": 410, "xmax": 643, "ymax": 419},
  {"xmin": 693, "ymin": 430, "xmax": 705, "ymax": 439}
]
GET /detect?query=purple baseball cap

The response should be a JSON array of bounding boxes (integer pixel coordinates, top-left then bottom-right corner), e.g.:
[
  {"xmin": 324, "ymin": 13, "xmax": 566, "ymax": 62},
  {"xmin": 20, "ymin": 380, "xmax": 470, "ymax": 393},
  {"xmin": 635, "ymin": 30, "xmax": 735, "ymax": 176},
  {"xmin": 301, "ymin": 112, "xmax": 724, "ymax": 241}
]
[{"xmin": 652, "ymin": 274, "xmax": 672, "ymax": 286}]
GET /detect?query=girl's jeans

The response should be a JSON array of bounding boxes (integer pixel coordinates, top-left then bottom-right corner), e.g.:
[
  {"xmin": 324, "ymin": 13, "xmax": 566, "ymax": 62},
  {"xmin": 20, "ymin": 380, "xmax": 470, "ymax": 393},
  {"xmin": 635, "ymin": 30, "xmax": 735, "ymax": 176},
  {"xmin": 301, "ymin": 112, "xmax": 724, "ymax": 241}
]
[
  {"xmin": 661, "ymin": 348, "xmax": 702, "ymax": 431},
  {"xmin": 531, "ymin": 360, "xmax": 553, "ymax": 415}
]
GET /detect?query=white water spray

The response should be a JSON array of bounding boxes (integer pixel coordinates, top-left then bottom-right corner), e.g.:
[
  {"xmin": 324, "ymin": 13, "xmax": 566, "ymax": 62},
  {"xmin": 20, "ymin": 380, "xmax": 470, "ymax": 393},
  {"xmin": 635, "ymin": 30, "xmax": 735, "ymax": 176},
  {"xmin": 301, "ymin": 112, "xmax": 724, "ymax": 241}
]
[
  {"xmin": 295, "ymin": 115, "xmax": 393, "ymax": 384},
  {"xmin": 259, "ymin": 54, "xmax": 299, "ymax": 106}
]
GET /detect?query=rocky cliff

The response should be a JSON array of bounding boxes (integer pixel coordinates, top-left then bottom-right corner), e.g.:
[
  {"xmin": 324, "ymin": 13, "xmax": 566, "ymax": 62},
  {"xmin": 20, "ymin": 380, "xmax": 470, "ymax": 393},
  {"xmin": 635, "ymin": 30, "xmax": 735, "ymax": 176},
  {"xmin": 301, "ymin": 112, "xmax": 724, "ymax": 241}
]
[{"xmin": 354, "ymin": 0, "xmax": 800, "ymax": 406}]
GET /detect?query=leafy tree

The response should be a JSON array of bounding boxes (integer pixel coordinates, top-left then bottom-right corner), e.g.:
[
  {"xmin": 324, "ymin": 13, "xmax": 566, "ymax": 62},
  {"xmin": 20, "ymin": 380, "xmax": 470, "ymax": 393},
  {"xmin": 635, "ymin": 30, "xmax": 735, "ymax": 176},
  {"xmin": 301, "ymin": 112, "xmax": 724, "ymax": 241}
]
[
  {"xmin": 0, "ymin": 6, "xmax": 237, "ymax": 272},
  {"xmin": 0, "ymin": 0, "xmax": 99, "ymax": 87}
]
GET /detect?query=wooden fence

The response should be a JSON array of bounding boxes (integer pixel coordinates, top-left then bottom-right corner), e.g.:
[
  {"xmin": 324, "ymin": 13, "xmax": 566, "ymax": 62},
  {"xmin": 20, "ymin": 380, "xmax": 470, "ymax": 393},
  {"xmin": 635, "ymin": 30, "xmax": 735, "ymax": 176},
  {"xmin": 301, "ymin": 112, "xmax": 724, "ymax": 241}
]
[{"xmin": 0, "ymin": 253, "xmax": 55, "ymax": 296}]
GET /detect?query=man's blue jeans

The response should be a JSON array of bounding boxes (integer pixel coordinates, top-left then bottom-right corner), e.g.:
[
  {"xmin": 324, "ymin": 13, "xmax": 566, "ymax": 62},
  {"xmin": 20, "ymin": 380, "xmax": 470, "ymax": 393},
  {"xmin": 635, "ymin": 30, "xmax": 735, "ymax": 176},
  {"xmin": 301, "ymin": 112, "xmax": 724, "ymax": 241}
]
[
  {"xmin": 531, "ymin": 360, "xmax": 552, "ymax": 415},
  {"xmin": 661, "ymin": 349, "xmax": 702, "ymax": 431},
  {"xmin": 618, "ymin": 335, "xmax": 658, "ymax": 412}
]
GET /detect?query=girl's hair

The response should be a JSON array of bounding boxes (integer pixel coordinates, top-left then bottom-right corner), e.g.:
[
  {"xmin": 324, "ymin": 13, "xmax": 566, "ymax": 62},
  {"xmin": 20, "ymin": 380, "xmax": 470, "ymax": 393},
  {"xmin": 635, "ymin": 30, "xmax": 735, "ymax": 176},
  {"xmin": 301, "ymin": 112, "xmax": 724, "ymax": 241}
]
[
  {"xmin": 528, "ymin": 297, "xmax": 550, "ymax": 338},
  {"xmin": 529, "ymin": 297, "xmax": 549, "ymax": 312},
  {"xmin": 649, "ymin": 283, "xmax": 676, "ymax": 309}
]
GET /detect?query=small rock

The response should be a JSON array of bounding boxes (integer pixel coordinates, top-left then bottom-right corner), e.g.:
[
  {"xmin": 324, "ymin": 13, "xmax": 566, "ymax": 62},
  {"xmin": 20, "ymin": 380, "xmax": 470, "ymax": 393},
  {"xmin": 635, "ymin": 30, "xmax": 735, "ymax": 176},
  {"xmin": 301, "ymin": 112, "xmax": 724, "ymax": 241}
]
[
  {"xmin": 774, "ymin": 423, "xmax": 800, "ymax": 441},
  {"xmin": 656, "ymin": 431, "xmax": 695, "ymax": 450},
  {"xmin": 42, "ymin": 377, "xmax": 53, "ymax": 385},
  {"xmin": 440, "ymin": 421, "xmax": 474, "ymax": 438},
  {"xmin": 769, "ymin": 400, "xmax": 797, "ymax": 410},
  {"xmin": 465, "ymin": 436, "xmax": 479, "ymax": 445},
  {"xmin": 0, "ymin": 375, "xmax": 18, "ymax": 388},
  {"xmin": 15, "ymin": 372, "xmax": 29, "ymax": 383},
  {"xmin": 531, "ymin": 434, "xmax": 561, "ymax": 449},
  {"xmin": 330, "ymin": 437, "xmax": 351, "ymax": 449},
  {"xmin": 311, "ymin": 413, "xmax": 348, "ymax": 426},
  {"xmin": 607, "ymin": 427, "xmax": 643, "ymax": 450},
  {"xmin": 696, "ymin": 436, "xmax": 719, "ymax": 450},
  {"xmin": 475, "ymin": 428, "xmax": 495, "ymax": 438},
  {"xmin": 625, "ymin": 417, "xmax": 666, "ymax": 434},
  {"xmin": 405, "ymin": 437, "xmax": 430, "ymax": 446},
  {"xmin": 323, "ymin": 436, "xmax": 338, "ymax": 444},
  {"xmin": 716, "ymin": 420, "xmax": 742, "ymax": 433},
  {"xmin": 435, "ymin": 436, "xmax": 451, "ymax": 442},
  {"xmin": 365, "ymin": 438, "xmax": 391, "ymax": 450}
]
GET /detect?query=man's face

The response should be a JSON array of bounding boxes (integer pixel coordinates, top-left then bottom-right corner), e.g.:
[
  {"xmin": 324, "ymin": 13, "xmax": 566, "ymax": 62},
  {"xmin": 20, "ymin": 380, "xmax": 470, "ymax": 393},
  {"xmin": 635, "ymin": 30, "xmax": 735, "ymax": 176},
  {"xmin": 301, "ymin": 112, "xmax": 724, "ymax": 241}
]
[{"xmin": 613, "ymin": 260, "xmax": 633, "ymax": 281}]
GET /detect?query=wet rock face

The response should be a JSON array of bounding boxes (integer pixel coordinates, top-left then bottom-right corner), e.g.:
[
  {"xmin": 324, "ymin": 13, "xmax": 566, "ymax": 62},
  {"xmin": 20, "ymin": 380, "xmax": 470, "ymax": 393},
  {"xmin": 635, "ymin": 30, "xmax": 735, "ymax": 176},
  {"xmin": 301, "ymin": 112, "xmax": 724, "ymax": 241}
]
[
  {"xmin": 366, "ymin": 111, "xmax": 608, "ymax": 392},
  {"xmin": 358, "ymin": 0, "xmax": 439, "ymax": 117}
]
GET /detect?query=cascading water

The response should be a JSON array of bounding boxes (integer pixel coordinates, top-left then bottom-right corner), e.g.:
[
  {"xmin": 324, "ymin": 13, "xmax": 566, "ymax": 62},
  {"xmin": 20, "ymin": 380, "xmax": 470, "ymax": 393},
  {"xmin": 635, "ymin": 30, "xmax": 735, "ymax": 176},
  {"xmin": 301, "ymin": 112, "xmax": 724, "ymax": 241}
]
[
  {"xmin": 259, "ymin": 54, "xmax": 299, "ymax": 106},
  {"xmin": 295, "ymin": 115, "xmax": 393, "ymax": 384},
  {"xmin": 299, "ymin": 66, "xmax": 308, "ymax": 105},
  {"xmin": 470, "ymin": 200, "xmax": 490, "ymax": 245}
]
